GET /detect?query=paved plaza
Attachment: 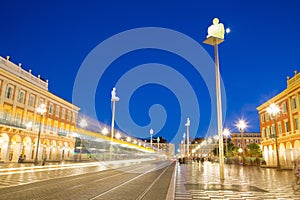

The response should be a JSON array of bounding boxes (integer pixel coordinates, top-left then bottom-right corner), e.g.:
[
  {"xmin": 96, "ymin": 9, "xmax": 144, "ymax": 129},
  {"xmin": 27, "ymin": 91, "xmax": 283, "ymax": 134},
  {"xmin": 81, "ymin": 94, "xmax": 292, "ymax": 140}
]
[
  {"xmin": 1, "ymin": 160, "xmax": 300, "ymax": 199},
  {"xmin": 175, "ymin": 161, "xmax": 300, "ymax": 199}
]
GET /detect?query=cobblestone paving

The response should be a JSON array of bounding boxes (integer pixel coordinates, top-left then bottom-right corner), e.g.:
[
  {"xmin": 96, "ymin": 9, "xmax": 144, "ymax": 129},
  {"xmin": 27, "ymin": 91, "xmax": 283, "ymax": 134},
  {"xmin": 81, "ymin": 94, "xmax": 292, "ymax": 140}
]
[{"xmin": 175, "ymin": 161, "xmax": 300, "ymax": 199}]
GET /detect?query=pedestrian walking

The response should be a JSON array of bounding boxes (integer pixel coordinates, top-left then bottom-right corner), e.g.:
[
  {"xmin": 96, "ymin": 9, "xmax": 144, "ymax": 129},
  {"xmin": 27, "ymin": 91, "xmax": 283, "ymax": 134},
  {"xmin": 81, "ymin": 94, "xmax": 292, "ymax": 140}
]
[
  {"xmin": 42, "ymin": 157, "xmax": 46, "ymax": 166},
  {"xmin": 42, "ymin": 154, "xmax": 47, "ymax": 166}
]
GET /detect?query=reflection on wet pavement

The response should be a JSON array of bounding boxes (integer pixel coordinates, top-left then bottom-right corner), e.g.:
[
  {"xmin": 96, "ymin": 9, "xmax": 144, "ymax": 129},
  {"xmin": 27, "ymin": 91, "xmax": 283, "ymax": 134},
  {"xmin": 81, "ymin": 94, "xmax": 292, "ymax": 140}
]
[{"xmin": 185, "ymin": 183, "xmax": 268, "ymax": 192}]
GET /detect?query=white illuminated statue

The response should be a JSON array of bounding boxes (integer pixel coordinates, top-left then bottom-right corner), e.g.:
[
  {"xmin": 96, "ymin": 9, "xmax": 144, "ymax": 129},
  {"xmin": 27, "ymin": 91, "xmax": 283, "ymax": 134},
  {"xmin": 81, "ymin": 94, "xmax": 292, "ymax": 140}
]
[
  {"xmin": 111, "ymin": 87, "xmax": 120, "ymax": 101},
  {"xmin": 207, "ymin": 18, "xmax": 225, "ymax": 39},
  {"xmin": 185, "ymin": 117, "xmax": 190, "ymax": 126}
]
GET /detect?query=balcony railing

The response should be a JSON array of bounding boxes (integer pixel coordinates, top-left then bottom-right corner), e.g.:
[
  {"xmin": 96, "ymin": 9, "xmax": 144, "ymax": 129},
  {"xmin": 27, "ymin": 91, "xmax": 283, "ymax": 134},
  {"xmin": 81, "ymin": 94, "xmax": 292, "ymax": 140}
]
[
  {"xmin": 0, "ymin": 118, "xmax": 26, "ymax": 129},
  {"xmin": 58, "ymin": 131, "xmax": 68, "ymax": 137}
]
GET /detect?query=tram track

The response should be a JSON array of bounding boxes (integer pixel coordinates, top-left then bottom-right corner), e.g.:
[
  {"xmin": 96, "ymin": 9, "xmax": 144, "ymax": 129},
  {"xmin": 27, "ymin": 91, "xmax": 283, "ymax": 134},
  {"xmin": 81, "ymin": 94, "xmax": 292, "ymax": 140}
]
[
  {"xmin": 0, "ymin": 160, "xmax": 175, "ymax": 200},
  {"xmin": 88, "ymin": 160, "xmax": 174, "ymax": 200}
]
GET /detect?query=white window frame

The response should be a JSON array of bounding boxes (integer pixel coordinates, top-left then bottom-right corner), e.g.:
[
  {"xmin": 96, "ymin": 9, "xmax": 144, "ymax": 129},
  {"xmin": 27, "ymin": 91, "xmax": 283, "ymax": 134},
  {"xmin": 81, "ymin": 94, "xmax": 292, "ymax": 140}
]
[
  {"xmin": 261, "ymin": 114, "xmax": 265, "ymax": 123},
  {"xmin": 262, "ymin": 128, "xmax": 266, "ymax": 138},
  {"xmin": 292, "ymin": 97, "xmax": 297, "ymax": 110},
  {"xmin": 285, "ymin": 121, "xmax": 289, "ymax": 133},
  {"xmin": 28, "ymin": 94, "xmax": 35, "ymax": 107},
  {"xmin": 61, "ymin": 108, "xmax": 65, "ymax": 119},
  {"xmin": 17, "ymin": 90, "xmax": 25, "ymax": 103},
  {"xmin": 295, "ymin": 118, "xmax": 299, "ymax": 130},
  {"xmin": 67, "ymin": 110, "xmax": 71, "ymax": 121},
  {"xmin": 5, "ymin": 85, "xmax": 13, "ymax": 99},
  {"xmin": 48, "ymin": 103, "xmax": 54, "ymax": 115},
  {"xmin": 72, "ymin": 112, "xmax": 76, "ymax": 123},
  {"xmin": 282, "ymin": 102, "xmax": 287, "ymax": 114},
  {"xmin": 55, "ymin": 106, "xmax": 60, "ymax": 117},
  {"xmin": 278, "ymin": 123, "xmax": 282, "ymax": 135}
]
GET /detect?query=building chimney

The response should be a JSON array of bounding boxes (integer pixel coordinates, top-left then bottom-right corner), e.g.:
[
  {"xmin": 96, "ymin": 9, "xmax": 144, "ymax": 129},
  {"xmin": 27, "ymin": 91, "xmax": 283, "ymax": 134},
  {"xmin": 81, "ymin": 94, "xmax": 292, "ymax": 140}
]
[
  {"xmin": 287, "ymin": 76, "xmax": 290, "ymax": 80},
  {"xmin": 294, "ymin": 70, "xmax": 298, "ymax": 75},
  {"xmin": 18, "ymin": 63, "xmax": 22, "ymax": 67},
  {"xmin": 6, "ymin": 56, "xmax": 10, "ymax": 60},
  {"xmin": 38, "ymin": 75, "xmax": 40, "ymax": 79},
  {"xmin": 29, "ymin": 69, "xmax": 32, "ymax": 74}
]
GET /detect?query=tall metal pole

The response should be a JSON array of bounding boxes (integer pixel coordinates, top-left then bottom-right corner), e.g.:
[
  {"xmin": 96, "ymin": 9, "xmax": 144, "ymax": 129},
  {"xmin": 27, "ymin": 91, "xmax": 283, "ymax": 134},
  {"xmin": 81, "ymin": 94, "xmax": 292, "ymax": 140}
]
[
  {"xmin": 185, "ymin": 118, "xmax": 190, "ymax": 161},
  {"xmin": 181, "ymin": 140, "xmax": 184, "ymax": 158},
  {"xmin": 110, "ymin": 99, "xmax": 116, "ymax": 161},
  {"xmin": 34, "ymin": 115, "xmax": 42, "ymax": 165},
  {"xmin": 150, "ymin": 129, "xmax": 153, "ymax": 147},
  {"xmin": 225, "ymin": 135, "xmax": 228, "ymax": 157},
  {"xmin": 267, "ymin": 103, "xmax": 281, "ymax": 170},
  {"xmin": 273, "ymin": 118, "xmax": 281, "ymax": 169},
  {"xmin": 183, "ymin": 133, "xmax": 186, "ymax": 158},
  {"xmin": 214, "ymin": 42, "xmax": 224, "ymax": 180},
  {"xmin": 34, "ymin": 103, "xmax": 46, "ymax": 165},
  {"xmin": 241, "ymin": 128, "xmax": 244, "ymax": 164},
  {"xmin": 110, "ymin": 87, "xmax": 119, "ymax": 161},
  {"xmin": 203, "ymin": 17, "xmax": 226, "ymax": 180}
]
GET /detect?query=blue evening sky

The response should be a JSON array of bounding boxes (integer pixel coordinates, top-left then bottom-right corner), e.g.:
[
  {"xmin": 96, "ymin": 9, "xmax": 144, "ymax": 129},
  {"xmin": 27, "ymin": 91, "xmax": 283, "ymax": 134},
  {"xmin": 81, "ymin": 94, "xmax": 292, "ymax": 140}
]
[{"xmin": 1, "ymin": 0, "xmax": 299, "ymax": 145}]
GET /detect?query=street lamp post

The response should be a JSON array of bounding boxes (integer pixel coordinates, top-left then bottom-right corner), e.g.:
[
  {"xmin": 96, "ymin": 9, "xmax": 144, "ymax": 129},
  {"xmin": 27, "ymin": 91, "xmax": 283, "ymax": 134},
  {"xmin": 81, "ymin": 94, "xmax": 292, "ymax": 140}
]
[
  {"xmin": 212, "ymin": 135, "xmax": 218, "ymax": 157},
  {"xmin": 150, "ymin": 128, "xmax": 154, "ymax": 147},
  {"xmin": 183, "ymin": 133, "xmax": 186, "ymax": 158},
  {"xmin": 78, "ymin": 118, "xmax": 88, "ymax": 162},
  {"xmin": 34, "ymin": 103, "xmax": 46, "ymax": 165},
  {"xmin": 203, "ymin": 18, "xmax": 226, "ymax": 180},
  {"xmin": 110, "ymin": 87, "xmax": 120, "ymax": 160},
  {"xmin": 157, "ymin": 136, "xmax": 160, "ymax": 151},
  {"xmin": 181, "ymin": 140, "xmax": 184, "ymax": 158},
  {"xmin": 267, "ymin": 103, "xmax": 281, "ymax": 170},
  {"xmin": 237, "ymin": 119, "xmax": 247, "ymax": 165},
  {"xmin": 223, "ymin": 129, "xmax": 230, "ymax": 157},
  {"xmin": 185, "ymin": 118, "xmax": 190, "ymax": 161}
]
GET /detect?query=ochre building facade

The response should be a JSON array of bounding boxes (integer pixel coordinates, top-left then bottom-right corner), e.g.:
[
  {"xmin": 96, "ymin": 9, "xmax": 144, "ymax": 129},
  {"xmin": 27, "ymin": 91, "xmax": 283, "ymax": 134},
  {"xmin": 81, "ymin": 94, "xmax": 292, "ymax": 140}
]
[
  {"xmin": 257, "ymin": 70, "xmax": 300, "ymax": 167},
  {"xmin": 0, "ymin": 56, "xmax": 79, "ymax": 162}
]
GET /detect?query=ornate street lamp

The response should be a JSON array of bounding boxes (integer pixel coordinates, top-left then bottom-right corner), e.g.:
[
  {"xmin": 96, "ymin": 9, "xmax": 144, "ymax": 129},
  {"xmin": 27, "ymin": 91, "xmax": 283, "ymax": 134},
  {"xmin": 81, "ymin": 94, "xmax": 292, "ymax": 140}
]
[
  {"xmin": 110, "ymin": 87, "xmax": 120, "ymax": 160},
  {"xmin": 78, "ymin": 118, "xmax": 88, "ymax": 162},
  {"xmin": 267, "ymin": 103, "xmax": 281, "ymax": 169},
  {"xmin": 185, "ymin": 118, "xmax": 190, "ymax": 160},
  {"xmin": 223, "ymin": 128, "xmax": 230, "ymax": 157},
  {"xmin": 181, "ymin": 140, "xmax": 184, "ymax": 158},
  {"xmin": 150, "ymin": 128, "xmax": 154, "ymax": 147},
  {"xmin": 183, "ymin": 133, "xmax": 186, "ymax": 158},
  {"xmin": 236, "ymin": 119, "xmax": 247, "ymax": 164},
  {"xmin": 34, "ymin": 103, "xmax": 46, "ymax": 165}
]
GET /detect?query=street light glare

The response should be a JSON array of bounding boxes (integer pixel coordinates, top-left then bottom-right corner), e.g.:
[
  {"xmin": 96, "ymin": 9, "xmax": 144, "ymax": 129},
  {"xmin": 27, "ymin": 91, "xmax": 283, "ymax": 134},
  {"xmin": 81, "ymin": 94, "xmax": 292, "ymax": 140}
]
[
  {"xmin": 267, "ymin": 103, "xmax": 280, "ymax": 116},
  {"xmin": 226, "ymin": 27, "xmax": 231, "ymax": 34},
  {"xmin": 223, "ymin": 128, "xmax": 230, "ymax": 136},
  {"xmin": 79, "ymin": 118, "xmax": 88, "ymax": 129},
  {"xmin": 236, "ymin": 119, "xmax": 247, "ymax": 130},
  {"xmin": 36, "ymin": 103, "xmax": 47, "ymax": 115},
  {"xmin": 102, "ymin": 127, "xmax": 109, "ymax": 135},
  {"xmin": 115, "ymin": 132, "xmax": 121, "ymax": 139}
]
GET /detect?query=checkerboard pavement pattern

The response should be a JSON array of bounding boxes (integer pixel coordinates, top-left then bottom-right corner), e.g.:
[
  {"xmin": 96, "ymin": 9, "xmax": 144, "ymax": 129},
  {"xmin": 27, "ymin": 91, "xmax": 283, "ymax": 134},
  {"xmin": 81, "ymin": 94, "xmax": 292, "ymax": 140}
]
[{"xmin": 175, "ymin": 161, "xmax": 300, "ymax": 199}]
